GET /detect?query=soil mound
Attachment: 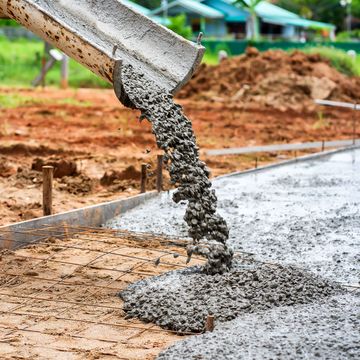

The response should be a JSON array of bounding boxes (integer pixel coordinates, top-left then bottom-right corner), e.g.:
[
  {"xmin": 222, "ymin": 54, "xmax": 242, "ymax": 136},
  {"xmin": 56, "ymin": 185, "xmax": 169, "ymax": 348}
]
[
  {"xmin": 178, "ymin": 48, "xmax": 360, "ymax": 112},
  {"xmin": 32, "ymin": 158, "xmax": 78, "ymax": 178}
]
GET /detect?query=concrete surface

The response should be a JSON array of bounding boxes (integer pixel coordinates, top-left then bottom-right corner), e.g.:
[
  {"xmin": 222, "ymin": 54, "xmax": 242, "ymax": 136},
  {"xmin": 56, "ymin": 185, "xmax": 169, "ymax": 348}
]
[
  {"xmin": 107, "ymin": 148, "xmax": 360, "ymax": 359},
  {"xmin": 158, "ymin": 293, "xmax": 359, "ymax": 360},
  {"xmin": 106, "ymin": 149, "xmax": 360, "ymax": 284}
]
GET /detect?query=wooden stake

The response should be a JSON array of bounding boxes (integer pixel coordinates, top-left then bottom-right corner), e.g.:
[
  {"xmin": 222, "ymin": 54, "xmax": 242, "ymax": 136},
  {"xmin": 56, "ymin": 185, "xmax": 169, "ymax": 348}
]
[
  {"xmin": 156, "ymin": 155, "xmax": 163, "ymax": 192},
  {"xmin": 42, "ymin": 166, "xmax": 54, "ymax": 216},
  {"xmin": 140, "ymin": 164, "xmax": 147, "ymax": 193},
  {"xmin": 352, "ymin": 105, "xmax": 357, "ymax": 145},
  {"xmin": 60, "ymin": 54, "xmax": 69, "ymax": 89},
  {"xmin": 321, "ymin": 140, "xmax": 325, "ymax": 152},
  {"xmin": 255, "ymin": 157, "xmax": 258, "ymax": 169},
  {"xmin": 205, "ymin": 315, "xmax": 215, "ymax": 332}
]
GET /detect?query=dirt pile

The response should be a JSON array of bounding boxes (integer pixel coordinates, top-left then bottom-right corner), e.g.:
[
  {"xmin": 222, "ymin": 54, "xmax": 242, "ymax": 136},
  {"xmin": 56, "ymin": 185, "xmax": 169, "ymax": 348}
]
[
  {"xmin": 178, "ymin": 48, "xmax": 360, "ymax": 112},
  {"xmin": 32, "ymin": 158, "xmax": 78, "ymax": 178}
]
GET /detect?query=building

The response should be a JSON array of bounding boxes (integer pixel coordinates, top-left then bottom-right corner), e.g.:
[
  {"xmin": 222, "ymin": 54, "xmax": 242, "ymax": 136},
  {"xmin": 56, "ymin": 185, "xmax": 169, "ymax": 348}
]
[{"xmin": 150, "ymin": 0, "xmax": 336, "ymax": 40}]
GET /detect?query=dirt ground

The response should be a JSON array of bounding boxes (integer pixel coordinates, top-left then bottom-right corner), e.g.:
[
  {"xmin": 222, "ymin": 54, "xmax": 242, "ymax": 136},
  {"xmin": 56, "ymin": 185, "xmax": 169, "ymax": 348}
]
[
  {"xmin": 0, "ymin": 87, "xmax": 357, "ymax": 226},
  {"xmin": 0, "ymin": 227, "xmax": 202, "ymax": 359}
]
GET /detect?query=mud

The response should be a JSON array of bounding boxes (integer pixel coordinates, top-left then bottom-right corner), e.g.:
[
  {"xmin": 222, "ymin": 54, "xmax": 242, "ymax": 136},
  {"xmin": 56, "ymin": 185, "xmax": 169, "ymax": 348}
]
[
  {"xmin": 158, "ymin": 293, "xmax": 360, "ymax": 359},
  {"xmin": 120, "ymin": 64, "xmax": 233, "ymax": 274},
  {"xmin": 120, "ymin": 260, "xmax": 342, "ymax": 333}
]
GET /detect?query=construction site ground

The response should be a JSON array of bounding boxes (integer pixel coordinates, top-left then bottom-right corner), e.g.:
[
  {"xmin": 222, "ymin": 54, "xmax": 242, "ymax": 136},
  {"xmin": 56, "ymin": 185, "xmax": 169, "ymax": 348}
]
[
  {"xmin": 1, "ymin": 87, "xmax": 358, "ymax": 226},
  {"xmin": 0, "ymin": 227, "xmax": 202, "ymax": 359}
]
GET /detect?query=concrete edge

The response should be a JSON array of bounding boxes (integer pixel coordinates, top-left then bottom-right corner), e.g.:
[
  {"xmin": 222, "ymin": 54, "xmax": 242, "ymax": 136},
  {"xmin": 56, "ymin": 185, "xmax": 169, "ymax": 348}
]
[
  {"xmin": 213, "ymin": 145, "xmax": 360, "ymax": 181},
  {"xmin": 0, "ymin": 191, "xmax": 158, "ymax": 249},
  {"xmin": 1, "ymin": 145, "xmax": 358, "ymax": 250}
]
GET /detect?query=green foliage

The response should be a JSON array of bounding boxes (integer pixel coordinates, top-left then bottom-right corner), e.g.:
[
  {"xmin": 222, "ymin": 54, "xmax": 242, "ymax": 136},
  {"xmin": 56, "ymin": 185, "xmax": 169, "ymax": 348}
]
[
  {"xmin": 0, "ymin": 19, "xmax": 19, "ymax": 27},
  {"xmin": 300, "ymin": 46, "xmax": 360, "ymax": 76},
  {"xmin": 234, "ymin": 0, "xmax": 262, "ymax": 12},
  {"xmin": 167, "ymin": 14, "xmax": 193, "ymax": 40},
  {"xmin": 234, "ymin": 0, "xmax": 262, "ymax": 41},
  {"xmin": 277, "ymin": 0, "xmax": 349, "ymax": 31},
  {"xmin": 336, "ymin": 29, "xmax": 360, "ymax": 41},
  {"xmin": 0, "ymin": 36, "xmax": 110, "ymax": 88}
]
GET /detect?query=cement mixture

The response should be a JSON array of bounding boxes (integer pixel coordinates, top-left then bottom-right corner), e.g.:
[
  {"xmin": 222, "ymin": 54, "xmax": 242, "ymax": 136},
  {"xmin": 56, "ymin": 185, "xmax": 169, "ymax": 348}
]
[
  {"xmin": 120, "ymin": 64, "xmax": 233, "ymax": 273},
  {"xmin": 106, "ymin": 150, "xmax": 360, "ymax": 284},
  {"xmin": 120, "ymin": 260, "xmax": 342, "ymax": 333},
  {"xmin": 106, "ymin": 149, "xmax": 360, "ymax": 358},
  {"xmin": 157, "ymin": 292, "xmax": 360, "ymax": 360}
]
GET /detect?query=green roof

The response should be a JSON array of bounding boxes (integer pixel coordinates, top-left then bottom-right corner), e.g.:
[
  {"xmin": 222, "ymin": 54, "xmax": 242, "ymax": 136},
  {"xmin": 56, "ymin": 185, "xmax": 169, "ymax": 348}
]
[
  {"xmin": 263, "ymin": 16, "xmax": 335, "ymax": 30},
  {"xmin": 203, "ymin": 0, "xmax": 248, "ymax": 22},
  {"xmin": 228, "ymin": 0, "xmax": 335, "ymax": 30},
  {"xmin": 152, "ymin": 0, "xmax": 224, "ymax": 19}
]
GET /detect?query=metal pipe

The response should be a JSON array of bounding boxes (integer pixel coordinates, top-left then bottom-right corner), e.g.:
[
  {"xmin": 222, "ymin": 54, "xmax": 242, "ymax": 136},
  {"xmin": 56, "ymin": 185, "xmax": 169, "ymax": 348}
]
[{"xmin": 0, "ymin": 0, "xmax": 205, "ymax": 106}]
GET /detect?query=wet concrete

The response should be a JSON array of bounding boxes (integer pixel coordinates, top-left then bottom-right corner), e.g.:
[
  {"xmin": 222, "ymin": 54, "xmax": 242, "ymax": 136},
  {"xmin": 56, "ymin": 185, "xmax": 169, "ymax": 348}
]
[
  {"xmin": 120, "ymin": 260, "xmax": 342, "ymax": 333},
  {"xmin": 107, "ymin": 149, "xmax": 360, "ymax": 284},
  {"xmin": 158, "ymin": 292, "xmax": 360, "ymax": 360},
  {"xmin": 120, "ymin": 64, "xmax": 232, "ymax": 273},
  {"xmin": 107, "ymin": 149, "xmax": 360, "ymax": 358}
]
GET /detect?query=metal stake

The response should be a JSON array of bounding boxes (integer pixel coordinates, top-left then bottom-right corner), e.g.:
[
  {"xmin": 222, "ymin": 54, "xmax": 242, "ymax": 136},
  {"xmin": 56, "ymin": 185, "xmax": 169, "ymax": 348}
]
[
  {"xmin": 42, "ymin": 166, "xmax": 54, "ymax": 216},
  {"xmin": 156, "ymin": 155, "xmax": 163, "ymax": 192}
]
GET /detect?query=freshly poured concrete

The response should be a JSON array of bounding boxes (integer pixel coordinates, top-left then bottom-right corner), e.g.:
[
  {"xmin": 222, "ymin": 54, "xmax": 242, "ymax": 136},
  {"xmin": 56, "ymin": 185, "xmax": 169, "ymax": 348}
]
[
  {"xmin": 120, "ymin": 64, "xmax": 232, "ymax": 273},
  {"xmin": 107, "ymin": 149, "xmax": 360, "ymax": 358},
  {"xmin": 107, "ymin": 149, "xmax": 360, "ymax": 284},
  {"xmin": 158, "ymin": 293, "xmax": 360, "ymax": 360},
  {"xmin": 120, "ymin": 261, "xmax": 342, "ymax": 333}
]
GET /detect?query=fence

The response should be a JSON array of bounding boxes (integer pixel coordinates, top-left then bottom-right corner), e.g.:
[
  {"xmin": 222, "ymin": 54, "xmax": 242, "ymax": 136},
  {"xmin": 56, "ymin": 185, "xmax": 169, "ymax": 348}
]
[{"xmin": 202, "ymin": 40, "xmax": 360, "ymax": 56}]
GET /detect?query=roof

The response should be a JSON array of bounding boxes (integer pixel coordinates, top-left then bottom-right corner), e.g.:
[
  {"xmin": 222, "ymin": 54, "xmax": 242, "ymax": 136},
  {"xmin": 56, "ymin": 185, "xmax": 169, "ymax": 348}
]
[
  {"xmin": 202, "ymin": 0, "xmax": 248, "ymax": 22},
  {"xmin": 152, "ymin": 0, "xmax": 224, "ymax": 19},
  {"xmin": 227, "ymin": 0, "xmax": 335, "ymax": 29},
  {"xmin": 263, "ymin": 18, "xmax": 336, "ymax": 29}
]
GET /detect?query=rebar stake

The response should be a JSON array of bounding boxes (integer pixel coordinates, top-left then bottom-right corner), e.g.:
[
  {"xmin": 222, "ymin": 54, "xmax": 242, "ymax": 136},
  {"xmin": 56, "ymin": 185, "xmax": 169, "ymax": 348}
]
[
  {"xmin": 156, "ymin": 155, "xmax": 164, "ymax": 192},
  {"xmin": 42, "ymin": 166, "xmax": 54, "ymax": 216},
  {"xmin": 205, "ymin": 314, "xmax": 215, "ymax": 332},
  {"xmin": 140, "ymin": 164, "xmax": 147, "ymax": 193}
]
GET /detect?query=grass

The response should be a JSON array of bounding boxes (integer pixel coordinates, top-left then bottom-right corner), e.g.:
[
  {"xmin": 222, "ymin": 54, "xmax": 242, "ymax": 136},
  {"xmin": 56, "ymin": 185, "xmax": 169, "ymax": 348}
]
[
  {"xmin": 0, "ymin": 36, "xmax": 110, "ymax": 88},
  {"xmin": 2, "ymin": 36, "xmax": 360, "ymax": 89},
  {"xmin": 0, "ymin": 93, "xmax": 93, "ymax": 108},
  {"xmin": 300, "ymin": 46, "xmax": 360, "ymax": 77}
]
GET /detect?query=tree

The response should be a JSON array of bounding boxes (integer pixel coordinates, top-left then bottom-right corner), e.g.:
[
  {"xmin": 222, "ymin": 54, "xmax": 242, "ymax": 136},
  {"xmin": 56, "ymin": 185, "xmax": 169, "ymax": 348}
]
[
  {"xmin": 167, "ymin": 14, "xmax": 193, "ymax": 40},
  {"xmin": 234, "ymin": 0, "xmax": 262, "ymax": 40},
  {"xmin": 276, "ymin": 0, "xmax": 351, "ymax": 31}
]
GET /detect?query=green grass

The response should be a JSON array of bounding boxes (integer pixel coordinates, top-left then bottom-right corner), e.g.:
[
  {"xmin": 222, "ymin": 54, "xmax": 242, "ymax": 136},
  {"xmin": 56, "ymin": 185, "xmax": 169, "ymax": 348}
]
[
  {"xmin": 299, "ymin": 46, "xmax": 360, "ymax": 77},
  {"xmin": 0, "ymin": 36, "xmax": 110, "ymax": 88},
  {"xmin": 0, "ymin": 93, "xmax": 93, "ymax": 108}
]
